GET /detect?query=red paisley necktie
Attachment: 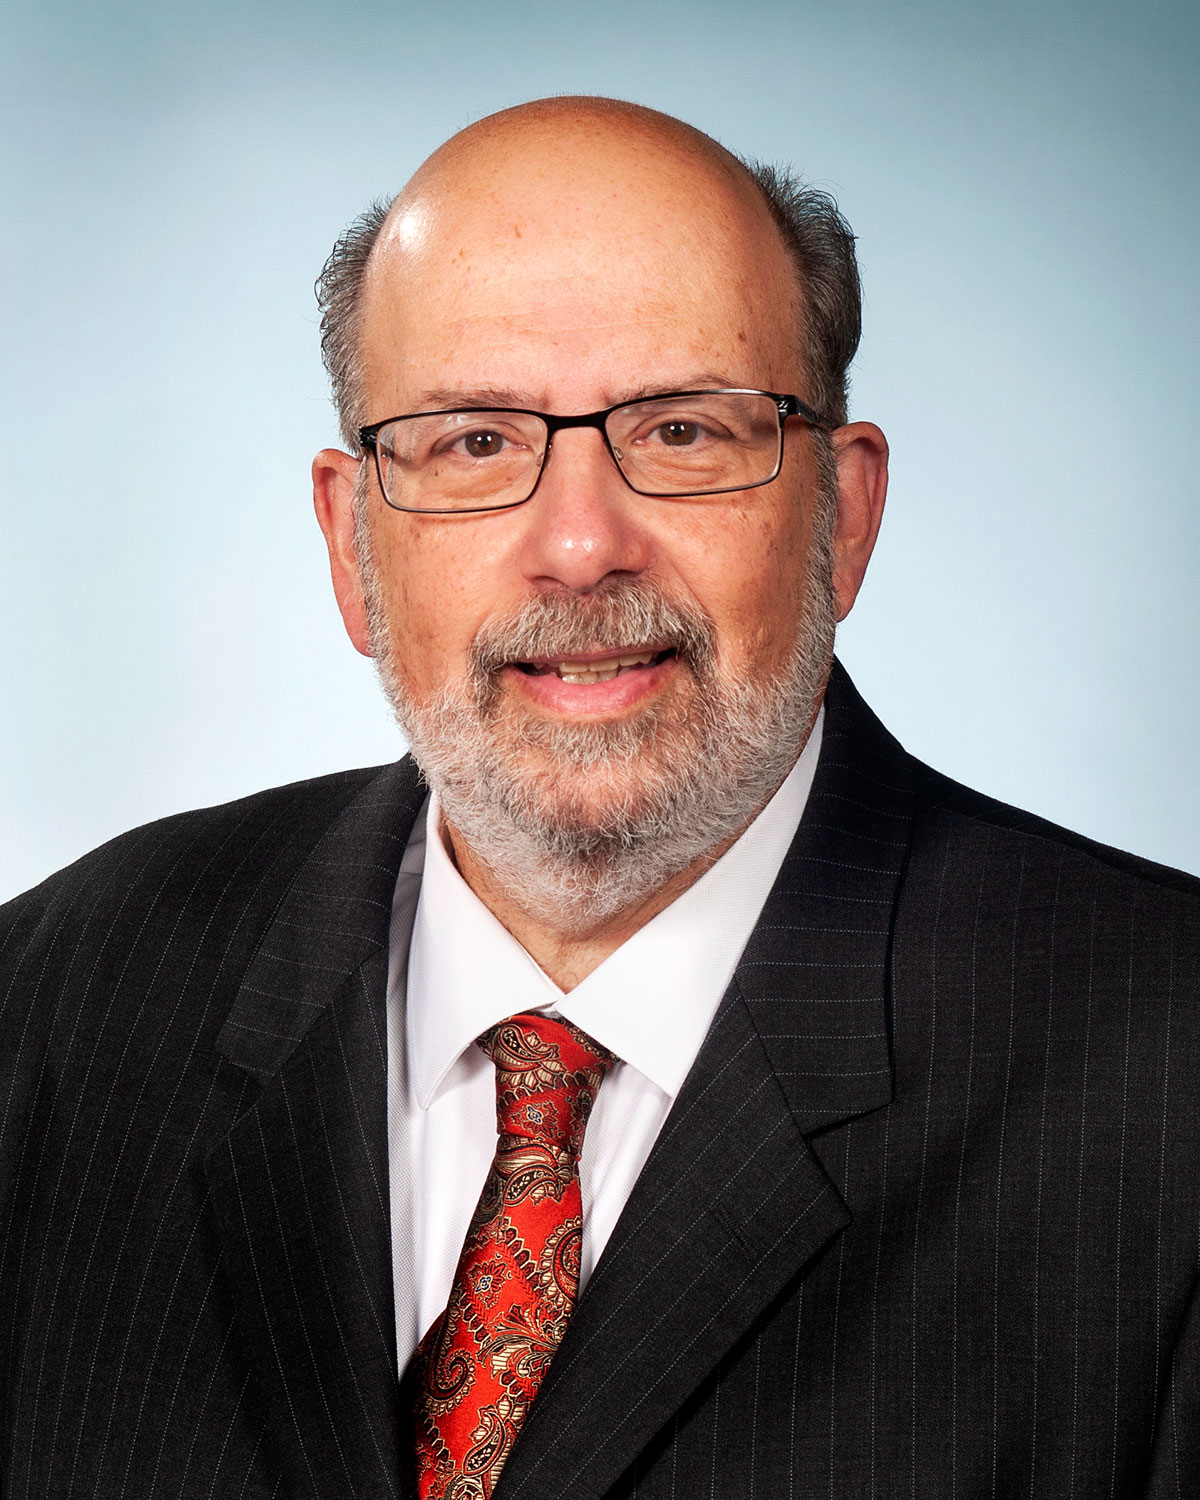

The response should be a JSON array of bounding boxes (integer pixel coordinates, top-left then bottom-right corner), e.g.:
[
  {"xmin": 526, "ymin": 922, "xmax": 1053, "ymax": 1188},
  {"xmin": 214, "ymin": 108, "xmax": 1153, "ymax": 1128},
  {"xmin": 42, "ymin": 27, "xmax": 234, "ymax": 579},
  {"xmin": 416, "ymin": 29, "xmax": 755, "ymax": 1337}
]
[{"xmin": 412, "ymin": 1012, "xmax": 614, "ymax": 1499}]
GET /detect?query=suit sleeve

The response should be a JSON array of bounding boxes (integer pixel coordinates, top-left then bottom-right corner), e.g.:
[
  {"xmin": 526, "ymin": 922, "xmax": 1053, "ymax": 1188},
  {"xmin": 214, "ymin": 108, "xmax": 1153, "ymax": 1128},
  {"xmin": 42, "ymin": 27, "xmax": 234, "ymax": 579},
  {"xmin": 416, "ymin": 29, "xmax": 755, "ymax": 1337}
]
[{"xmin": 1144, "ymin": 1273, "xmax": 1200, "ymax": 1497}]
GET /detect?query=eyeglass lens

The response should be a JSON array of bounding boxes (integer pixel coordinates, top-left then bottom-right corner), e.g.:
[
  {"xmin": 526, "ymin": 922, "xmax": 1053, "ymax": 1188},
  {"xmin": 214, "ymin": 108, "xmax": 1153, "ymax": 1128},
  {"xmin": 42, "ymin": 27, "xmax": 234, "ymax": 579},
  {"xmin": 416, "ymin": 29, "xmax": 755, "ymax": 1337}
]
[{"xmin": 373, "ymin": 391, "xmax": 783, "ymax": 512}]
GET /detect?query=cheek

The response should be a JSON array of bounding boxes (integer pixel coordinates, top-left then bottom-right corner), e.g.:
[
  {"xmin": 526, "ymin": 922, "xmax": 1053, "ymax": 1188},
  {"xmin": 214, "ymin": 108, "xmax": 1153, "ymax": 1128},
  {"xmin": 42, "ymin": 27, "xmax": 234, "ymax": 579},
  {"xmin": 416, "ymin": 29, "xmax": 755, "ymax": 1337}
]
[
  {"xmin": 665, "ymin": 498, "xmax": 810, "ymax": 665},
  {"xmin": 371, "ymin": 519, "xmax": 517, "ymax": 692}
]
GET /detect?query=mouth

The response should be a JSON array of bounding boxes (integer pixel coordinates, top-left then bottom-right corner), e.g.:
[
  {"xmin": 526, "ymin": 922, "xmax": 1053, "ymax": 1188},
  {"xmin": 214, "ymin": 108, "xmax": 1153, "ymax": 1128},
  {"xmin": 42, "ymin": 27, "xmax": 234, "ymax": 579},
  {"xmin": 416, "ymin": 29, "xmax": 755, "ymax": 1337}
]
[{"xmin": 514, "ymin": 647, "xmax": 676, "ymax": 685}]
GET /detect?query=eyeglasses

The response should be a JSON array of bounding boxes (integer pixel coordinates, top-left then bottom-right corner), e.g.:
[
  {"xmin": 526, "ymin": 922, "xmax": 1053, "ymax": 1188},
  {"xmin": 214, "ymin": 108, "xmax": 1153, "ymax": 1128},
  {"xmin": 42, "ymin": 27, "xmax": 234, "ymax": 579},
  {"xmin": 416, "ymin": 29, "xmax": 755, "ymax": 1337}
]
[{"xmin": 357, "ymin": 388, "xmax": 833, "ymax": 514}]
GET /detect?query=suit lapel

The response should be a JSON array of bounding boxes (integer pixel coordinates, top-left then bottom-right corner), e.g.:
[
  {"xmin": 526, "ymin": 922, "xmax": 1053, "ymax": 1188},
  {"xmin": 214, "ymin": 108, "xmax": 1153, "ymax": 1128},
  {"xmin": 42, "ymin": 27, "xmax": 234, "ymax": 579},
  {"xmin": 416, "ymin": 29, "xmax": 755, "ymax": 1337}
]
[
  {"xmin": 204, "ymin": 759, "xmax": 426, "ymax": 1500},
  {"xmin": 737, "ymin": 660, "xmax": 913, "ymax": 1133},
  {"xmin": 496, "ymin": 662, "xmax": 915, "ymax": 1500}
]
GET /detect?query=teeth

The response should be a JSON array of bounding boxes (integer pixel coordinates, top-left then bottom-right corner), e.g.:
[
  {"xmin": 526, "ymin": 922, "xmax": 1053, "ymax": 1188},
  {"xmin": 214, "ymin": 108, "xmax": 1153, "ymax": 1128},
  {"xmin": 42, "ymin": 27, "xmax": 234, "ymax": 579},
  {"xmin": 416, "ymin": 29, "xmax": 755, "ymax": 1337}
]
[
  {"xmin": 560, "ymin": 667, "xmax": 619, "ymax": 684},
  {"xmin": 553, "ymin": 650, "xmax": 659, "ymax": 685}
]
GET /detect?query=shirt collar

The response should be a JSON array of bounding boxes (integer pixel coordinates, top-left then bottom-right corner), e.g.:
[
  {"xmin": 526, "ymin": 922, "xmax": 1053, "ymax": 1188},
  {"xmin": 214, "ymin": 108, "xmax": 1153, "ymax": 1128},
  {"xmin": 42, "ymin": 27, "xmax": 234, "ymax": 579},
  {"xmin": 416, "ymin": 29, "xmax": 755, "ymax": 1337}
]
[{"xmin": 405, "ymin": 707, "xmax": 824, "ymax": 1109}]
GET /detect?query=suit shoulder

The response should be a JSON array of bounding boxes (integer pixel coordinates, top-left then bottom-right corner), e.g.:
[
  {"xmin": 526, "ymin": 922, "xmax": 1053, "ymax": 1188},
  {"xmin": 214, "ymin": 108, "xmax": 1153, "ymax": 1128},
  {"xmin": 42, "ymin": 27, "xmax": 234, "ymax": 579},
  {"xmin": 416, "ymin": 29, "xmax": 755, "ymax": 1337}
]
[
  {"xmin": 822, "ymin": 661, "xmax": 1199, "ymax": 908},
  {"xmin": 911, "ymin": 758, "xmax": 1200, "ymax": 905},
  {"xmin": 0, "ymin": 762, "xmax": 412, "ymax": 977}
]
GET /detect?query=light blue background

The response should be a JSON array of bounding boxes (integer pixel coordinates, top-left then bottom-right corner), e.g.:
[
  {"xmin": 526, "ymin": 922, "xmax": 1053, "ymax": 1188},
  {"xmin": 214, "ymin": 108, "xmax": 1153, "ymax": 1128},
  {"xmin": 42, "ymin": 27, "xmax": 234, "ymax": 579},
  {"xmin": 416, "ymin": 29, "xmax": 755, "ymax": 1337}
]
[{"xmin": 2, "ymin": 0, "xmax": 1198, "ymax": 901}]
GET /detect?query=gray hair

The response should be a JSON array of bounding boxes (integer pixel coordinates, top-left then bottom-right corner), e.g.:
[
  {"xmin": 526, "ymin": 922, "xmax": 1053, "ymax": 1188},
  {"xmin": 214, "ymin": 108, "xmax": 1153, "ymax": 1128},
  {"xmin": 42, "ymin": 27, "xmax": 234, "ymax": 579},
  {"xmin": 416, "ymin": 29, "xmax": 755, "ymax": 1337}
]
[
  {"xmin": 740, "ymin": 161, "xmax": 861, "ymax": 428},
  {"xmin": 316, "ymin": 196, "xmax": 393, "ymax": 449},
  {"xmin": 315, "ymin": 164, "xmax": 861, "ymax": 445}
]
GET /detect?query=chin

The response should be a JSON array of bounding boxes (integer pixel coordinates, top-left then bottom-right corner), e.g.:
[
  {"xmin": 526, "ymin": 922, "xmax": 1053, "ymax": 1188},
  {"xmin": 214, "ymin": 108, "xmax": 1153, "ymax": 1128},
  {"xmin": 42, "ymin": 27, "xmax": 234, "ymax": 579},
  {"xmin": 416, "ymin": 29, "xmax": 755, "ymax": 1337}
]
[{"xmin": 387, "ymin": 635, "xmax": 830, "ymax": 933}]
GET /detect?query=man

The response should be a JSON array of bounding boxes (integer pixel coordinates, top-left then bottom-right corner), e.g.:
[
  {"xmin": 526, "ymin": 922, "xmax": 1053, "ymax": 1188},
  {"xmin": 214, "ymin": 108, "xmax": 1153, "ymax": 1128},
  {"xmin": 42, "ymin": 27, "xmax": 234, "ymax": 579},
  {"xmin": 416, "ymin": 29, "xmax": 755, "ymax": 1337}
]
[{"xmin": 0, "ymin": 96, "xmax": 1196, "ymax": 1499}]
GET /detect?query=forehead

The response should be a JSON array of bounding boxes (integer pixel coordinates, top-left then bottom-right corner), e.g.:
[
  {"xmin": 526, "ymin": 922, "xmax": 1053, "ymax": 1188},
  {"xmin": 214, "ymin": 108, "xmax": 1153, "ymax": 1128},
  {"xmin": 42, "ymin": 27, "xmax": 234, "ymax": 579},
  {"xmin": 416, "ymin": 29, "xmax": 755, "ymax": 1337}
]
[{"xmin": 359, "ymin": 120, "xmax": 801, "ymax": 411}]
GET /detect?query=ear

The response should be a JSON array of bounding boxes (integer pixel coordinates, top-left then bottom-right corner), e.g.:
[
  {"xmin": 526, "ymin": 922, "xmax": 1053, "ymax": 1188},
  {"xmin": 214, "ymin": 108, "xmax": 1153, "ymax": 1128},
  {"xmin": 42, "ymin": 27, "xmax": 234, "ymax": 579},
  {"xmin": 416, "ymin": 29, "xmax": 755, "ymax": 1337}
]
[
  {"xmin": 313, "ymin": 448, "xmax": 374, "ymax": 657},
  {"xmin": 828, "ymin": 421, "xmax": 888, "ymax": 622}
]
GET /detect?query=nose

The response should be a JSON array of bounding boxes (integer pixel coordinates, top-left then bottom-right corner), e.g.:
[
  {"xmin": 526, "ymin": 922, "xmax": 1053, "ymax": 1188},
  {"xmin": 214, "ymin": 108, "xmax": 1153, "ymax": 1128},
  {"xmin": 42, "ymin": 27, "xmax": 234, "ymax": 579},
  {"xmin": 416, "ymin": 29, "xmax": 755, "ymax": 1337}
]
[{"xmin": 514, "ymin": 426, "xmax": 655, "ymax": 593}]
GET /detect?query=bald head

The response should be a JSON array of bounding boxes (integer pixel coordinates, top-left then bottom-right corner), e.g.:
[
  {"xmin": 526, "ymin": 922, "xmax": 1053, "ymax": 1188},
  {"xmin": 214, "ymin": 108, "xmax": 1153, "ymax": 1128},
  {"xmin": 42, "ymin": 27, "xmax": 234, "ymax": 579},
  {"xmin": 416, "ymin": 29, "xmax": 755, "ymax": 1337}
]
[
  {"xmin": 400, "ymin": 96, "xmax": 762, "ymax": 212},
  {"xmin": 317, "ymin": 96, "xmax": 861, "ymax": 445}
]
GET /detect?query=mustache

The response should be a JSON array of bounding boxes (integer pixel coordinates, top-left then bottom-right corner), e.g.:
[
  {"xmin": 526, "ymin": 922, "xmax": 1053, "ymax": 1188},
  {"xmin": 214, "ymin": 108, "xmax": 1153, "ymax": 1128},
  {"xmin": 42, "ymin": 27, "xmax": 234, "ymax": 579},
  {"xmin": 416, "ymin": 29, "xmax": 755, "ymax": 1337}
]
[{"xmin": 468, "ymin": 577, "xmax": 718, "ymax": 682}]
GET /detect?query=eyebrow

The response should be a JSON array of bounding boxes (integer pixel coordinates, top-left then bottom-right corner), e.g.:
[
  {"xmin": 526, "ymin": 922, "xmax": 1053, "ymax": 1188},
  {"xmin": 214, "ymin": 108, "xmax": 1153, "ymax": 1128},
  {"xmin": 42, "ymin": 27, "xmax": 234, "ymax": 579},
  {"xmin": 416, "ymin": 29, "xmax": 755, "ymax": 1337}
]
[
  {"xmin": 410, "ymin": 387, "xmax": 533, "ymax": 411},
  {"xmin": 404, "ymin": 374, "xmax": 749, "ymax": 415}
]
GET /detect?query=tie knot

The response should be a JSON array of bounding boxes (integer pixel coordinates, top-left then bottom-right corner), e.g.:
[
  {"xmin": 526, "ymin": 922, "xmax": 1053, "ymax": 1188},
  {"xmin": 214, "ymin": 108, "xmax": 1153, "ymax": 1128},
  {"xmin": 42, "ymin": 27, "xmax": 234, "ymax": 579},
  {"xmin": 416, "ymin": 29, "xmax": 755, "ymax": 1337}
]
[{"xmin": 477, "ymin": 1012, "xmax": 614, "ymax": 1155}]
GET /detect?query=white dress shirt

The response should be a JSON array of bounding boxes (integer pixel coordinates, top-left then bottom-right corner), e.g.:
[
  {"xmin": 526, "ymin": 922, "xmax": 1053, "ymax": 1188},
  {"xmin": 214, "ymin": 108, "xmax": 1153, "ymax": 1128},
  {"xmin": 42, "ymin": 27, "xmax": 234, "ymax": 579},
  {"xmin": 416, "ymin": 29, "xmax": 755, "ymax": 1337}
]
[{"xmin": 385, "ymin": 709, "xmax": 823, "ymax": 1370}]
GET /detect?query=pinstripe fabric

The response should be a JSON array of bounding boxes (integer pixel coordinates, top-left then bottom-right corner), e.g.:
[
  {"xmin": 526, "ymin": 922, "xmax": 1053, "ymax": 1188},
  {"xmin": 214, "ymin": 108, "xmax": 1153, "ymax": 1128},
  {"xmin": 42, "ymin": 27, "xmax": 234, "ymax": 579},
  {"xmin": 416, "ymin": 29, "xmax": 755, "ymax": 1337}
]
[
  {"xmin": 1, "ymin": 663, "xmax": 1197, "ymax": 1497},
  {"xmin": 0, "ymin": 764, "xmax": 423, "ymax": 1498}
]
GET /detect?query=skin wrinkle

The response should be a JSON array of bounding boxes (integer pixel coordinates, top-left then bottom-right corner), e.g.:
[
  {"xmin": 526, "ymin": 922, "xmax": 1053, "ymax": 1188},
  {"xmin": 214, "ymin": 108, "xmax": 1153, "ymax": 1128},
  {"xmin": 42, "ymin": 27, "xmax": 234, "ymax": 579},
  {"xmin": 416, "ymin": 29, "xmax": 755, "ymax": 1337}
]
[{"xmin": 383, "ymin": 373, "xmax": 754, "ymax": 420}]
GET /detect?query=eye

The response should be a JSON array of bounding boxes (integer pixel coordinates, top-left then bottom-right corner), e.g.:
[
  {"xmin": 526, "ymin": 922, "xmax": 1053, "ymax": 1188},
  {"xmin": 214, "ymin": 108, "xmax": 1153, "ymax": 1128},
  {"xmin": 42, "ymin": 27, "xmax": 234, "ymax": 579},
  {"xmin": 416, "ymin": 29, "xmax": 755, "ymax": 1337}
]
[
  {"xmin": 458, "ymin": 429, "xmax": 508, "ymax": 459},
  {"xmin": 626, "ymin": 406, "xmax": 736, "ymax": 451},
  {"xmin": 656, "ymin": 419, "xmax": 702, "ymax": 447}
]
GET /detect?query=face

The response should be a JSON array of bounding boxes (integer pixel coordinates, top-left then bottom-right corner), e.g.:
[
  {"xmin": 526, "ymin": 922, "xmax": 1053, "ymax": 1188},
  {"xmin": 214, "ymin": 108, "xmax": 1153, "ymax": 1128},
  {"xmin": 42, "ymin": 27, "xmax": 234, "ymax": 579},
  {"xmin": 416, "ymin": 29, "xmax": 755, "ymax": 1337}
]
[{"xmin": 314, "ymin": 109, "xmax": 886, "ymax": 925}]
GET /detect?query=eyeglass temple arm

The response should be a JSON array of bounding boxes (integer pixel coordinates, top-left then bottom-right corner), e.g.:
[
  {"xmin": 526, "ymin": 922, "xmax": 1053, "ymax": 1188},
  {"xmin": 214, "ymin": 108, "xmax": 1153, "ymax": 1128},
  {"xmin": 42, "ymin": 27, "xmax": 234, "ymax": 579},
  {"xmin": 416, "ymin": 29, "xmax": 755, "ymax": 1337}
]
[{"xmin": 778, "ymin": 394, "xmax": 837, "ymax": 431}]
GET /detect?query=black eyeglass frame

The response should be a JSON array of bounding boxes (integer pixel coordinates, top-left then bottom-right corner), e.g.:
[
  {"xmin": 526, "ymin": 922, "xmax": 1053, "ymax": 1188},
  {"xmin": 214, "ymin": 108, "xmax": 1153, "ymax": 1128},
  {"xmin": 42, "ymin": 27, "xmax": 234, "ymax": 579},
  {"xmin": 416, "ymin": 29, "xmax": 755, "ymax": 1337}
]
[{"xmin": 356, "ymin": 388, "xmax": 835, "ymax": 514}]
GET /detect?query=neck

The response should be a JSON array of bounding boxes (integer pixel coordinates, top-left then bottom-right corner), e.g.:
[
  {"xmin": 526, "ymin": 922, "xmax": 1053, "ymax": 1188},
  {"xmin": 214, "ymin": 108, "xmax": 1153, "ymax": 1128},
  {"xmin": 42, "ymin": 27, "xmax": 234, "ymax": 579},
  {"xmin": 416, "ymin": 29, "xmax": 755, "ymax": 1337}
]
[
  {"xmin": 432, "ymin": 699, "xmax": 823, "ymax": 990},
  {"xmin": 442, "ymin": 806, "xmax": 755, "ymax": 992}
]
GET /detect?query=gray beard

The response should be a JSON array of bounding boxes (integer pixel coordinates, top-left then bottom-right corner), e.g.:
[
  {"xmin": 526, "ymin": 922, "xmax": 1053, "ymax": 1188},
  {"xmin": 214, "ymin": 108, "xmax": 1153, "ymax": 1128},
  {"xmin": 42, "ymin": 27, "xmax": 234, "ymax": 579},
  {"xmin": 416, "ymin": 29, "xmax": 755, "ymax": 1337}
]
[{"xmin": 357, "ymin": 475, "xmax": 837, "ymax": 934}]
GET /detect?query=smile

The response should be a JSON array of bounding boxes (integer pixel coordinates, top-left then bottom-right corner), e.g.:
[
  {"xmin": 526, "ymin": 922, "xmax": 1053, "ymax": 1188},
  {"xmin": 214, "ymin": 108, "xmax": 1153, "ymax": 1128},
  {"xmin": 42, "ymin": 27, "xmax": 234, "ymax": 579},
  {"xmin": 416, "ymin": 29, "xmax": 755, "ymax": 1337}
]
[{"xmin": 516, "ymin": 648, "xmax": 675, "ymax": 685}]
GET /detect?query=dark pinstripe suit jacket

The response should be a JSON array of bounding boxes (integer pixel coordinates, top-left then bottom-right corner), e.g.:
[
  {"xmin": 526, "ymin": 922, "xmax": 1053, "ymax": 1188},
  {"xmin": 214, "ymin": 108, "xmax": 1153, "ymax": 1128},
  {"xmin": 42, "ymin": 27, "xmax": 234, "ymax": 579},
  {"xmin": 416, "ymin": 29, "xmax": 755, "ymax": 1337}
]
[{"xmin": 2, "ymin": 662, "xmax": 1198, "ymax": 1499}]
